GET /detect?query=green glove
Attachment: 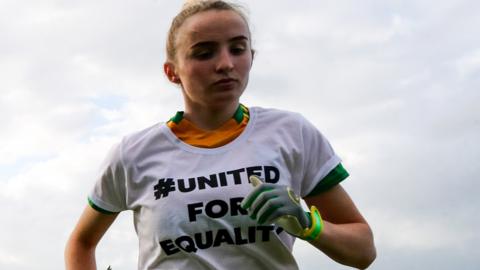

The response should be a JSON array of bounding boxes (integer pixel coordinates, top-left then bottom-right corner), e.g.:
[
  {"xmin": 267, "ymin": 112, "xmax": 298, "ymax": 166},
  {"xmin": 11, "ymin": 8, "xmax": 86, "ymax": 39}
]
[{"xmin": 241, "ymin": 175, "xmax": 324, "ymax": 240}]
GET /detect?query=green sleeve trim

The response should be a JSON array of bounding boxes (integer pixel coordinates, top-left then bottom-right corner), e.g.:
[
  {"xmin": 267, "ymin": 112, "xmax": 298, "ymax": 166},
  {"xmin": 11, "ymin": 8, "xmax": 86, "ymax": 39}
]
[
  {"xmin": 88, "ymin": 197, "xmax": 118, "ymax": 215},
  {"xmin": 306, "ymin": 163, "xmax": 349, "ymax": 197}
]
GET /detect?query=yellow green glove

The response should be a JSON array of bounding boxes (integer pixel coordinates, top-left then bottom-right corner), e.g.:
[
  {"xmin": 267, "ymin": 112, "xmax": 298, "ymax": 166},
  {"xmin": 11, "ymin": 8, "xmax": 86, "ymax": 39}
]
[{"xmin": 241, "ymin": 175, "xmax": 324, "ymax": 241}]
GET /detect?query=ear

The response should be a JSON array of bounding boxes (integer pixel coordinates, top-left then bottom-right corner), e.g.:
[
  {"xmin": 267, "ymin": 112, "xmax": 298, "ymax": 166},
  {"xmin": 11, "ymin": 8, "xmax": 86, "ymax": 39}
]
[
  {"xmin": 164, "ymin": 62, "xmax": 181, "ymax": 84},
  {"xmin": 250, "ymin": 49, "xmax": 255, "ymax": 66}
]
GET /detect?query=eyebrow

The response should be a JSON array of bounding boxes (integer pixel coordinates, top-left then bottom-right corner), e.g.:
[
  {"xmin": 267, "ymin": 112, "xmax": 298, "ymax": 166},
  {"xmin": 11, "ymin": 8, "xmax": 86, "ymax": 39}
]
[{"xmin": 190, "ymin": 35, "xmax": 249, "ymax": 49}]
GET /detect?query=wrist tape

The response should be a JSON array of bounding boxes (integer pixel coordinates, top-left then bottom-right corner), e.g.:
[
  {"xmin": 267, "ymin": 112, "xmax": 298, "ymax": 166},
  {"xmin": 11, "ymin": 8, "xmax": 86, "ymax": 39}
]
[{"xmin": 300, "ymin": 205, "xmax": 324, "ymax": 241}]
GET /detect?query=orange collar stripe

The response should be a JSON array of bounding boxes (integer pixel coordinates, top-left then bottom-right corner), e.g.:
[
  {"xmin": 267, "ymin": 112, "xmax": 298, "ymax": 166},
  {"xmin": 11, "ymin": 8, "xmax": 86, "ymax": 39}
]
[{"xmin": 167, "ymin": 105, "xmax": 249, "ymax": 148}]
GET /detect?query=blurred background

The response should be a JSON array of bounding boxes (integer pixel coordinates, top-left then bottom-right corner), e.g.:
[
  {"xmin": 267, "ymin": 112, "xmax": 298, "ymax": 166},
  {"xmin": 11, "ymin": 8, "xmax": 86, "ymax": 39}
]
[{"xmin": 0, "ymin": 0, "xmax": 479, "ymax": 269}]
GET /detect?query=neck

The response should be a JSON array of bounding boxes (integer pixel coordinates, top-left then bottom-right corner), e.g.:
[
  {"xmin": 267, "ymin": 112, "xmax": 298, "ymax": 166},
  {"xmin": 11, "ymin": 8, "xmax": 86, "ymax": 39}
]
[{"xmin": 183, "ymin": 101, "xmax": 240, "ymax": 131}]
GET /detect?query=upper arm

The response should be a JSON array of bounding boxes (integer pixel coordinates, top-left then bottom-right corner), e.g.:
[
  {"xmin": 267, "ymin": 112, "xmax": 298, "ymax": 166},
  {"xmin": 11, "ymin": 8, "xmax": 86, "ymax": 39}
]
[
  {"xmin": 68, "ymin": 206, "xmax": 119, "ymax": 248},
  {"xmin": 304, "ymin": 184, "xmax": 366, "ymax": 225}
]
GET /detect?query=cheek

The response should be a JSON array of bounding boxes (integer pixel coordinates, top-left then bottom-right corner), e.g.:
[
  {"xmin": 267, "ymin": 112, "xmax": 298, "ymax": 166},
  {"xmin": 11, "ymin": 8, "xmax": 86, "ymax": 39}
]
[
  {"xmin": 178, "ymin": 65, "xmax": 201, "ymax": 87},
  {"xmin": 237, "ymin": 57, "xmax": 253, "ymax": 76},
  {"xmin": 186, "ymin": 63, "xmax": 210, "ymax": 80}
]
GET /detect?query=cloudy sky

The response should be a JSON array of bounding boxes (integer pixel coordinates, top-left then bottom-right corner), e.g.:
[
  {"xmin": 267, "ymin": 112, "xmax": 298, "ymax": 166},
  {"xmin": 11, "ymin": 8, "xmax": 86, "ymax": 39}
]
[{"xmin": 1, "ymin": 0, "xmax": 479, "ymax": 269}]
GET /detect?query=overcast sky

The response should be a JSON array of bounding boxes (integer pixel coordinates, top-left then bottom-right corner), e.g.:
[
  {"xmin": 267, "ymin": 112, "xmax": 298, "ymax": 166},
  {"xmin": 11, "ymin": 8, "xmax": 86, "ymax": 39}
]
[{"xmin": 1, "ymin": 0, "xmax": 479, "ymax": 269}]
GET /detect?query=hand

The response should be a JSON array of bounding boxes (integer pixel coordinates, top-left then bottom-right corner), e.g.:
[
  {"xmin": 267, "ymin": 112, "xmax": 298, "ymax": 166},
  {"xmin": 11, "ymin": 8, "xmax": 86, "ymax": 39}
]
[{"xmin": 241, "ymin": 175, "xmax": 323, "ymax": 240}]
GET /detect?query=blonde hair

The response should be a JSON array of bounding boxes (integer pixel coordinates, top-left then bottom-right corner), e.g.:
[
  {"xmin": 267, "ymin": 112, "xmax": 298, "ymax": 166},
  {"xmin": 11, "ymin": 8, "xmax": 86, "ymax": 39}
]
[{"xmin": 166, "ymin": 0, "xmax": 251, "ymax": 62}]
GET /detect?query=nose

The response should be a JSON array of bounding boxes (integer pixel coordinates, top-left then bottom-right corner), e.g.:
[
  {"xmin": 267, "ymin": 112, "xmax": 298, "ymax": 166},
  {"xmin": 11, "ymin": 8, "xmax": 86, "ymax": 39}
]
[{"xmin": 216, "ymin": 48, "xmax": 234, "ymax": 73}]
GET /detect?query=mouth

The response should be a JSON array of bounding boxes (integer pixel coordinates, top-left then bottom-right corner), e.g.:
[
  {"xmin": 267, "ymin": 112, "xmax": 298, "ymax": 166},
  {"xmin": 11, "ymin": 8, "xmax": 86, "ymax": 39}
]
[{"xmin": 214, "ymin": 78, "xmax": 237, "ymax": 85}]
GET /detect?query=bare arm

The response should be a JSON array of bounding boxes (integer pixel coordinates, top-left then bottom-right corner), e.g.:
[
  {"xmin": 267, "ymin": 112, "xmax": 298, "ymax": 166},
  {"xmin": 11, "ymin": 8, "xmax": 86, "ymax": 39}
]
[
  {"xmin": 304, "ymin": 185, "xmax": 376, "ymax": 269},
  {"xmin": 65, "ymin": 206, "xmax": 118, "ymax": 270}
]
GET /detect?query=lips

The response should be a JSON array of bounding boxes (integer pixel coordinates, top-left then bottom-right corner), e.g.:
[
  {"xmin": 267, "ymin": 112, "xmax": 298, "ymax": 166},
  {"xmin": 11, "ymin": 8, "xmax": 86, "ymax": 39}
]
[
  {"xmin": 212, "ymin": 78, "xmax": 238, "ymax": 91},
  {"xmin": 214, "ymin": 78, "xmax": 237, "ymax": 85}
]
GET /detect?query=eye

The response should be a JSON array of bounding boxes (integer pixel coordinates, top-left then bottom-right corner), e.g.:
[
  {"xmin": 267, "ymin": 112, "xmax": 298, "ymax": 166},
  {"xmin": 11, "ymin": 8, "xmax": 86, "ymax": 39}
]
[
  {"xmin": 192, "ymin": 50, "xmax": 214, "ymax": 60},
  {"xmin": 230, "ymin": 44, "xmax": 247, "ymax": 55},
  {"xmin": 231, "ymin": 47, "xmax": 246, "ymax": 55}
]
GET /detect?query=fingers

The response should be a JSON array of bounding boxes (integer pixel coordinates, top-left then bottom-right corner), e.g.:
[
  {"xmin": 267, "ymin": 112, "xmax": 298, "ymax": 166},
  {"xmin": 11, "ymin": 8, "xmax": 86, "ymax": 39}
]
[
  {"xmin": 240, "ymin": 176, "xmax": 270, "ymax": 209},
  {"xmin": 241, "ymin": 175, "xmax": 294, "ymax": 225},
  {"xmin": 241, "ymin": 184, "xmax": 274, "ymax": 210},
  {"xmin": 255, "ymin": 197, "xmax": 285, "ymax": 224},
  {"xmin": 242, "ymin": 183, "xmax": 287, "ymax": 225},
  {"xmin": 249, "ymin": 189, "xmax": 279, "ymax": 220}
]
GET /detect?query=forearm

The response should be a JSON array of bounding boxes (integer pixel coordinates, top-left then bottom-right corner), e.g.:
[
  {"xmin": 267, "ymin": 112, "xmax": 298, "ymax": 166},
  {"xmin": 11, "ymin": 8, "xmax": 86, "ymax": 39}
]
[
  {"xmin": 65, "ymin": 238, "xmax": 97, "ymax": 270},
  {"xmin": 65, "ymin": 206, "xmax": 118, "ymax": 269},
  {"xmin": 308, "ymin": 221, "xmax": 376, "ymax": 269}
]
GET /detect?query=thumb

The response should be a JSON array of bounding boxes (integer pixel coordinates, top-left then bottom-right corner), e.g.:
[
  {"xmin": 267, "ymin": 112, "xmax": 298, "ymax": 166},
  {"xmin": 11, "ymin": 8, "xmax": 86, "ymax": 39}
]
[
  {"xmin": 241, "ymin": 175, "xmax": 266, "ymax": 209},
  {"xmin": 249, "ymin": 175, "xmax": 263, "ymax": 187}
]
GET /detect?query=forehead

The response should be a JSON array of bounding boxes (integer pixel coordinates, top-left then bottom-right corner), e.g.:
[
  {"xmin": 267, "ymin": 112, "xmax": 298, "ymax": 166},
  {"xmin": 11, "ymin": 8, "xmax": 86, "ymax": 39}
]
[{"xmin": 177, "ymin": 10, "xmax": 250, "ymax": 45}]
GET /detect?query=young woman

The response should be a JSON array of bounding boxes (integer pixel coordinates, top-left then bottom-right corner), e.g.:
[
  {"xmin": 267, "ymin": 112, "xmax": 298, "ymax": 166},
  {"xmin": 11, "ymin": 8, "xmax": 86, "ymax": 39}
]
[{"xmin": 65, "ymin": 1, "xmax": 376, "ymax": 269}]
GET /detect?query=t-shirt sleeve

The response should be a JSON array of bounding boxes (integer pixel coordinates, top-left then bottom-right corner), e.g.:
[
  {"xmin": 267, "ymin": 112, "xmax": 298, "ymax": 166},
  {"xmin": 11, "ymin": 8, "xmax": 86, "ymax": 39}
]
[
  {"xmin": 298, "ymin": 115, "xmax": 347, "ymax": 197},
  {"xmin": 305, "ymin": 163, "xmax": 349, "ymax": 197},
  {"xmin": 88, "ymin": 141, "xmax": 128, "ymax": 214}
]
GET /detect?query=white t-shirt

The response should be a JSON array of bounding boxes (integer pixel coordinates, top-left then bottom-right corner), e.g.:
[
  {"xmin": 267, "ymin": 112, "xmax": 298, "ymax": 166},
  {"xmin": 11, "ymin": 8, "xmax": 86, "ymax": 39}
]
[{"xmin": 89, "ymin": 107, "xmax": 342, "ymax": 270}]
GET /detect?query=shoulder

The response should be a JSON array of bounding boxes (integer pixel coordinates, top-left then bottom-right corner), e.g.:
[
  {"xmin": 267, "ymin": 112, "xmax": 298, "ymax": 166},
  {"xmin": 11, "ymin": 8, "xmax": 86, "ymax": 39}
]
[
  {"xmin": 122, "ymin": 122, "xmax": 164, "ymax": 145},
  {"xmin": 250, "ymin": 106, "xmax": 333, "ymax": 149},
  {"xmin": 251, "ymin": 106, "xmax": 324, "ymax": 138},
  {"xmin": 251, "ymin": 106, "xmax": 307, "ymax": 128},
  {"xmin": 115, "ymin": 122, "xmax": 167, "ymax": 161}
]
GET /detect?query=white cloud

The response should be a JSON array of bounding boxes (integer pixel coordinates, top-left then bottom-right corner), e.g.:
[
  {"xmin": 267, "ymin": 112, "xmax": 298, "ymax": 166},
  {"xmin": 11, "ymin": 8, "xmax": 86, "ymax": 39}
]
[
  {"xmin": 456, "ymin": 49, "xmax": 480, "ymax": 79},
  {"xmin": 1, "ymin": 0, "xmax": 479, "ymax": 269}
]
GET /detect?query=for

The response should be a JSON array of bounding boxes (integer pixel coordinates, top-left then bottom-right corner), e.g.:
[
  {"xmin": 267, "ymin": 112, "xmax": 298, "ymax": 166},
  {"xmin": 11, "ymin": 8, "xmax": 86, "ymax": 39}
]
[{"xmin": 188, "ymin": 197, "xmax": 248, "ymax": 222}]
